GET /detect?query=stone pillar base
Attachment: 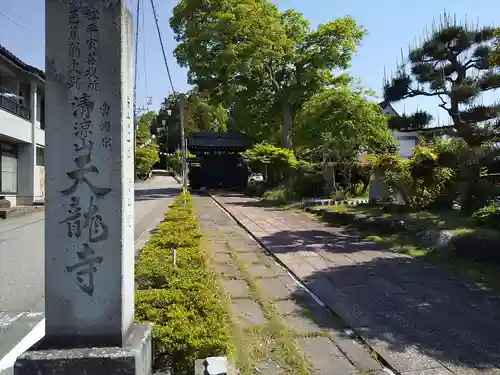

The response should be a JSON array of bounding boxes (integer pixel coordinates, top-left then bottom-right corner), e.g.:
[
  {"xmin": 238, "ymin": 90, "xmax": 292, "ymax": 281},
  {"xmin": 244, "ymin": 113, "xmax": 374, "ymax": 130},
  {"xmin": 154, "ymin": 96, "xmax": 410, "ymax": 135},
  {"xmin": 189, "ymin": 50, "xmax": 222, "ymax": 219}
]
[{"xmin": 13, "ymin": 323, "xmax": 153, "ymax": 375}]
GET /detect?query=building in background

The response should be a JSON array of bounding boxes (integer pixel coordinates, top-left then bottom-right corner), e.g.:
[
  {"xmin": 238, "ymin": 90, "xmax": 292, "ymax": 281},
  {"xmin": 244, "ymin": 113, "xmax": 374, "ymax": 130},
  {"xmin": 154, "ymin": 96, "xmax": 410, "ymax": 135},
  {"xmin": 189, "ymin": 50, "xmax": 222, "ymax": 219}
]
[
  {"xmin": 0, "ymin": 45, "xmax": 45, "ymax": 206},
  {"xmin": 380, "ymin": 102, "xmax": 420, "ymax": 159}
]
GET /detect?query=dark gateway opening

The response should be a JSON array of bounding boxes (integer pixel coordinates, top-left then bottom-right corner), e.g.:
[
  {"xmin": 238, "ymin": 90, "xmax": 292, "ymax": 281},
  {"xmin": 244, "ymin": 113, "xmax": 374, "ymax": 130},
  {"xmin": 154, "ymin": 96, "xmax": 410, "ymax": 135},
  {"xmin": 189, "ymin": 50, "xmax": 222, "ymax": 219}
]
[{"xmin": 187, "ymin": 132, "xmax": 252, "ymax": 190}]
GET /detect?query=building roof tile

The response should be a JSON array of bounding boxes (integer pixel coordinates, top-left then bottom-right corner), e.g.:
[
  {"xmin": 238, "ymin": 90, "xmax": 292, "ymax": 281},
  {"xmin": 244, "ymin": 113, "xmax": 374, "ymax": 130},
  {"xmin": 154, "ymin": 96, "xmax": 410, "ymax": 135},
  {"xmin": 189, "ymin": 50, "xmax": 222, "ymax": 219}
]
[{"xmin": 0, "ymin": 44, "xmax": 44, "ymax": 80}]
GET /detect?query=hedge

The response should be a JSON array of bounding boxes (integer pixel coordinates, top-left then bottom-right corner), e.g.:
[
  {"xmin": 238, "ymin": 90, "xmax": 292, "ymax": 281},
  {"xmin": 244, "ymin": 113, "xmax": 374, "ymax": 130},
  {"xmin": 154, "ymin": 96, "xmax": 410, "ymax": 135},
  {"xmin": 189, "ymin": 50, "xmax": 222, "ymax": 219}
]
[{"xmin": 135, "ymin": 193, "xmax": 232, "ymax": 374}]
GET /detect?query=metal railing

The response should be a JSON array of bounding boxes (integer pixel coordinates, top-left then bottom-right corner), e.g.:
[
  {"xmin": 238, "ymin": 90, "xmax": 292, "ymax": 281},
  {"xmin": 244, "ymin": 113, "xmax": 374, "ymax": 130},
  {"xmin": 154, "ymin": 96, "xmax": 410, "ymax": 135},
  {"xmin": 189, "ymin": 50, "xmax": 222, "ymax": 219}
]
[{"xmin": 0, "ymin": 93, "xmax": 30, "ymax": 120}]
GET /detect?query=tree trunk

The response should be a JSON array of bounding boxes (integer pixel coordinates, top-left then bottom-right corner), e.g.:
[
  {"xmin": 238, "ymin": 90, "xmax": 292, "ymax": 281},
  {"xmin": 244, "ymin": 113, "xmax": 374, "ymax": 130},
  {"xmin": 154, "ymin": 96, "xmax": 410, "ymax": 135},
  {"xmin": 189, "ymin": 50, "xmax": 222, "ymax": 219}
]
[
  {"xmin": 281, "ymin": 102, "xmax": 292, "ymax": 149},
  {"xmin": 459, "ymin": 164, "xmax": 480, "ymax": 215},
  {"xmin": 360, "ymin": 178, "xmax": 370, "ymax": 195}
]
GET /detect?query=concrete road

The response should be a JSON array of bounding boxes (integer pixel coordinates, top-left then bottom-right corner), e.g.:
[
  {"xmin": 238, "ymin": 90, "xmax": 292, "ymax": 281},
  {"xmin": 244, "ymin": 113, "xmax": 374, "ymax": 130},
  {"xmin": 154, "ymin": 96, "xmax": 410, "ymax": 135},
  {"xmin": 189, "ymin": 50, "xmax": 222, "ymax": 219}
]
[{"xmin": 0, "ymin": 173, "xmax": 180, "ymax": 372}]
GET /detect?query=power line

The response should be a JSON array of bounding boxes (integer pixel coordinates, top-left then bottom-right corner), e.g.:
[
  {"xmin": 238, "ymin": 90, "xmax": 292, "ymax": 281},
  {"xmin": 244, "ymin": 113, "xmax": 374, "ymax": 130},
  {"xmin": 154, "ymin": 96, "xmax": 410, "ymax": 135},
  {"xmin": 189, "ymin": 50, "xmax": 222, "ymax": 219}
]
[
  {"xmin": 133, "ymin": 0, "xmax": 141, "ymax": 108},
  {"xmin": 149, "ymin": 0, "xmax": 175, "ymax": 94},
  {"xmin": 3, "ymin": 5, "xmax": 31, "ymax": 26},
  {"xmin": 141, "ymin": 0, "xmax": 149, "ymax": 106},
  {"xmin": 0, "ymin": 10, "xmax": 30, "ymax": 32}
]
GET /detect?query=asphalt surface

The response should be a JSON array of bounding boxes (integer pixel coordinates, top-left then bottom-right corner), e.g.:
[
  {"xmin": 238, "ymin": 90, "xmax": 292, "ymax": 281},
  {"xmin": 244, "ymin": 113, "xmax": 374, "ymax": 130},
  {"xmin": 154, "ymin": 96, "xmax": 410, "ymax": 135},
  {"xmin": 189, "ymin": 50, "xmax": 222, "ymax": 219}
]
[{"xmin": 0, "ymin": 172, "xmax": 180, "ymax": 372}]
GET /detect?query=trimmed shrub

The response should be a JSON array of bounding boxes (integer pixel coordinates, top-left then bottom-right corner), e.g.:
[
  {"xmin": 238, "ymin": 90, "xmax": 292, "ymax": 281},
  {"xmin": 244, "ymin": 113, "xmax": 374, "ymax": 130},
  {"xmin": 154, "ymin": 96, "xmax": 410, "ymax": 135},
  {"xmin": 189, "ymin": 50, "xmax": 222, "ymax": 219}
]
[
  {"xmin": 135, "ymin": 193, "xmax": 232, "ymax": 374},
  {"xmin": 262, "ymin": 185, "xmax": 298, "ymax": 202},
  {"xmin": 472, "ymin": 204, "xmax": 500, "ymax": 229},
  {"xmin": 450, "ymin": 231, "xmax": 500, "ymax": 264},
  {"xmin": 136, "ymin": 145, "xmax": 160, "ymax": 180}
]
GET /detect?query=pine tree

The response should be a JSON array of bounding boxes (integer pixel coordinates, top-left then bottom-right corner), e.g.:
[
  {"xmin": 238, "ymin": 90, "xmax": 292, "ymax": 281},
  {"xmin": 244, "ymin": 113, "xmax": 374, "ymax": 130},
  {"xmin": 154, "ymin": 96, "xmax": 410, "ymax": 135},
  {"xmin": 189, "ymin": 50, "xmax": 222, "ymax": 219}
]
[
  {"xmin": 491, "ymin": 28, "xmax": 500, "ymax": 67},
  {"xmin": 382, "ymin": 16, "xmax": 500, "ymax": 213},
  {"xmin": 383, "ymin": 16, "xmax": 500, "ymax": 145}
]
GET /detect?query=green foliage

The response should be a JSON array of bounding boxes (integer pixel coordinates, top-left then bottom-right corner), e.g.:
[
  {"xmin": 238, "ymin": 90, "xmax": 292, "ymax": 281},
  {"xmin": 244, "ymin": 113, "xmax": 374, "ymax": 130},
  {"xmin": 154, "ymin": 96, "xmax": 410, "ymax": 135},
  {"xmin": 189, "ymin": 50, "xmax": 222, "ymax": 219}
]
[
  {"xmin": 135, "ymin": 112, "xmax": 160, "ymax": 179},
  {"xmin": 167, "ymin": 149, "xmax": 196, "ymax": 175},
  {"xmin": 136, "ymin": 111, "xmax": 157, "ymax": 145},
  {"xmin": 472, "ymin": 203, "xmax": 500, "ymax": 229},
  {"xmin": 294, "ymin": 87, "xmax": 397, "ymax": 154},
  {"xmin": 243, "ymin": 142, "xmax": 297, "ymax": 169},
  {"xmin": 243, "ymin": 145, "xmax": 325, "ymax": 199},
  {"xmin": 491, "ymin": 28, "xmax": 500, "ymax": 66},
  {"xmin": 245, "ymin": 182, "xmax": 266, "ymax": 197},
  {"xmin": 262, "ymin": 185, "xmax": 298, "ymax": 202},
  {"xmin": 136, "ymin": 145, "xmax": 160, "ymax": 180},
  {"xmin": 157, "ymin": 92, "xmax": 228, "ymax": 154},
  {"xmin": 291, "ymin": 160, "xmax": 324, "ymax": 198},
  {"xmin": 372, "ymin": 153, "xmax": 411, "ymax": 200},
  {"xmin": 426, "ymin": 137, "xmax": 500, "ymax": 213},
  {"xmin": 170, "ymin": 0, "xmax": 366, "ymax": 146},
  {"xmin": 168, "ymin": 150, "xmax": 182, "ymax": 175},
  {"xmin": 372, "ymin": 144, "xmax": 455, "ymax": 209},
  {"xmin": 135, "ymin": 194, "xmax": 231, "ymax": 374},
  {"xmin": 242, "ymin": 142, "xmax": 297, "ymax": 185},
  {"xmin": 185, "ymin": 93, "xmax": 229, "ymax": 133},
  {"xmin": 383, "ymin": 18, "xmax": 500, "ymax": 145},
  {"xmin": 293, "ymin": 87, "xmax": 396, "ymax": 194}
]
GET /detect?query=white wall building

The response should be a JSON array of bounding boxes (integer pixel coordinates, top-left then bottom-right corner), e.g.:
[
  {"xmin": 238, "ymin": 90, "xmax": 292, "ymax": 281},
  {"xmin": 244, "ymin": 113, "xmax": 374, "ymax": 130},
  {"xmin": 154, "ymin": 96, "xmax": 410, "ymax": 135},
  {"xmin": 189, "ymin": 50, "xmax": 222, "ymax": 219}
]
[
  {"xmin": 0, "ymin": 45, "xmax": 45, "ymax": 206},
  {"xmin": 380, "ymin": 102, "xmax": 420, "ymax": 159}
]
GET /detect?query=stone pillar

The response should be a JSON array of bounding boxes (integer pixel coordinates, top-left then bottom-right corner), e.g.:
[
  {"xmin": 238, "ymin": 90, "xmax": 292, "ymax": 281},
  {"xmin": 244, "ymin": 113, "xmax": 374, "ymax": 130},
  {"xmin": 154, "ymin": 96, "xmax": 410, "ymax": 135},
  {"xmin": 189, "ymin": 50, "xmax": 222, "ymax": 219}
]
[{"xmin": 14, "ymin": 1, "xmax": 152, "ymax": 374}]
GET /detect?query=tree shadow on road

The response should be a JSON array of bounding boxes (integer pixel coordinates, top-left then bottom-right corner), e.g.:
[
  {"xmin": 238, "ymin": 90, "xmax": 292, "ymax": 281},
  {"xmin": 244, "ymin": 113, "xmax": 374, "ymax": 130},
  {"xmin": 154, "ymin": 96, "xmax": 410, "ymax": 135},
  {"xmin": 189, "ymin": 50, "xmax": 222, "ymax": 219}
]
[
  {"xmin": 135, "ymin": 187, "xmax": 180, "ymax": 202},
  {"xmin": 259, "ymin": 228, "xmax": 500, "ymax": 373},
  {"xmin": 208, "ymin": 192, "xmax": 294, "ymax": 209}
]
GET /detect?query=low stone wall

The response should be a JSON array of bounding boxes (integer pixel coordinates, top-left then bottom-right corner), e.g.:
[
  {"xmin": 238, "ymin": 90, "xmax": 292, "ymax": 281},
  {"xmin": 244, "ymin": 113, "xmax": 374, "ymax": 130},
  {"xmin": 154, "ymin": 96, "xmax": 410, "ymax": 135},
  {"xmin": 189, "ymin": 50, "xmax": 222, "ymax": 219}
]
[
  {"xmin": 305, "ymin": 206, "xmax": 500, "ymax": 265},
  {"xmin": 305, "ymin": 206, "xmax": 407, "ymax": 235},
  {"xmin": 300, "ymin": 198, "xmax": 369, "ymax": 208}
]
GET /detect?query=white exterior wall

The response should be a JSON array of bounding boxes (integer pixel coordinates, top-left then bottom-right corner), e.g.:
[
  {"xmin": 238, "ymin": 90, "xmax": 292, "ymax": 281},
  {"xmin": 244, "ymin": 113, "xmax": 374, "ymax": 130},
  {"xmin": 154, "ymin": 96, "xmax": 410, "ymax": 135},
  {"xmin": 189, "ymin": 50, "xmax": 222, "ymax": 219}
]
[
  {"xmin": 17, "ymin": 143, "xmax": 33, "ymax": 205},
  {"xmin": 0, "ymin": 110, "xmax": 32, "ymax": 143},
  {"xmin": 35, "ymin": 165, "xmax": 44, "ymax": 201},
  {"xmin": 381, "ymin": 104, "xmax": 419, "ymax": 159},
  {"xmin": 0, "ymin": 75, "xmax": 45, "ymax": 206},
  {"xmin": 35, "ymin": 127, "xmax": 45, "ymax": 145},
  {"xmin": 392, "ymin": 130, "xmax": 419, "ymax": 159}
]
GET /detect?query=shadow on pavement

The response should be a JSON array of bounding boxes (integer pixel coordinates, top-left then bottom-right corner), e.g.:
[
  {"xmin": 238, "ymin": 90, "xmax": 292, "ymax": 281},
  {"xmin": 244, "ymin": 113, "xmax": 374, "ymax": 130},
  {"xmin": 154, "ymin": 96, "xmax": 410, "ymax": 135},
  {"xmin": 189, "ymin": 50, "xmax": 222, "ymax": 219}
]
[
  {"xmin": 151, "ymin": 170, "xmax": 172, "ymax": 177},
  {"xmin": 212, "ymin": 198, "xmax": 292, "ymax": 212},
  {"xmin": 134, "ymin": 188, "xmax": 179, "ymax": 202},
  {"xmin": 260, "ymin": 228, "xmax": 386, "ymax": 253},
  {"xmin": 260, "ymin": 228, "xmax": 500, "ymax": 373}
]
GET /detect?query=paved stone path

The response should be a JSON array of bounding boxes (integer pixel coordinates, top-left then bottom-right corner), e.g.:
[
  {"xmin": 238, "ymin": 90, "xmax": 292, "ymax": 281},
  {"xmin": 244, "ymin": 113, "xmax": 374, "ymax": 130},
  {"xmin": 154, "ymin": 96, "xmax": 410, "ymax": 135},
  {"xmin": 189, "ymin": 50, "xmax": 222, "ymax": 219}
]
[
  {"xmin": 211, "ymin": 192, "xmax": 500, "ymax": 375},
  {"xmin": 194, "ymin": 195, "xmax": 385, "ymax": 375}
]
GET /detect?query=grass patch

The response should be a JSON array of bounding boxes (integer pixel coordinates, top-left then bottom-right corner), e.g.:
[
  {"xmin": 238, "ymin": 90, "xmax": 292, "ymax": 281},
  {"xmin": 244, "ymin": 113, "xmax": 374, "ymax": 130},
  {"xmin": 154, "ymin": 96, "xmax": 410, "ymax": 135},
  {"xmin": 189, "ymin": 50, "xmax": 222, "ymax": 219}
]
[
  {"xmin": 221, "ymin": 241, "xmax": 311, "ymax": 375},
  {"xmin": 327, "ymin": 204, "xmax": 474, "ymax": 234},
  {"xmin": 135, "ymin": 193, "xmax": 232, "ymax": 375},
  {"xmin": 311, "ymin": 205, "xmax": 500, "ymax": 291}
]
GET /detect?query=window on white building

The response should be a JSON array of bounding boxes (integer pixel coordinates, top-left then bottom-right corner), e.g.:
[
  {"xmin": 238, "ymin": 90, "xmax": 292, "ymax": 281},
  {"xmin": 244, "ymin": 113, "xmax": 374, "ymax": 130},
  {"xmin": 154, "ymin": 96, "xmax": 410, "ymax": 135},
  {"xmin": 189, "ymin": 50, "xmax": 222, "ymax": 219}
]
[
  {"xmin": 36, "ymin": 146, "xmax": 44, "ymax": 166},
  {"xmin": 0, "ymin": 143, "xmax": 18, "ymax": 193}
]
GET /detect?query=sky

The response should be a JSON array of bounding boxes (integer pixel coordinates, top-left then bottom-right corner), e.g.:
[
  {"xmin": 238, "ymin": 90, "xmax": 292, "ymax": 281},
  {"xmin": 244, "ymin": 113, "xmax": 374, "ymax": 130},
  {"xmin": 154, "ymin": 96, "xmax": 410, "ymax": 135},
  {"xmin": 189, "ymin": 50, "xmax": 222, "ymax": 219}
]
[{"xmin": 0, "ymin": 0, "xmax": 499, "ymax": 127}]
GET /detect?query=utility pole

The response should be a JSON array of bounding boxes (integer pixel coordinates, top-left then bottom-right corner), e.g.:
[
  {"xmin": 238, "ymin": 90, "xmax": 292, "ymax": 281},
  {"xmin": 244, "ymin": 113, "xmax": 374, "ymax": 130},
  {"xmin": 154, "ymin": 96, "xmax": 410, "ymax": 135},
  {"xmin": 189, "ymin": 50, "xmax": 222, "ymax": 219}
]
[
  {"xmin": 133, "ymin": 0, "xmax": 140, "ymax": 166},
  {"xmin": 179, "ymin": 96, "xmax": 187, "ymax": 196}
]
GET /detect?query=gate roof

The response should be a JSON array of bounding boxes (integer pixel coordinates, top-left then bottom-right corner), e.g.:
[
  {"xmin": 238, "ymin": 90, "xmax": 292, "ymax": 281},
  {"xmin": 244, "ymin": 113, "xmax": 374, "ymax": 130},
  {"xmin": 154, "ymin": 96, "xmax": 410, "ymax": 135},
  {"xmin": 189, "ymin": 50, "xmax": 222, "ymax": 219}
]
[{"xmin": 187, "ymin": 132, "xmax": 252, "ymax": 151}]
